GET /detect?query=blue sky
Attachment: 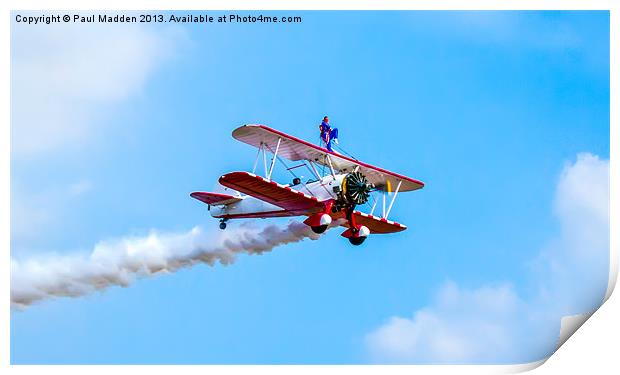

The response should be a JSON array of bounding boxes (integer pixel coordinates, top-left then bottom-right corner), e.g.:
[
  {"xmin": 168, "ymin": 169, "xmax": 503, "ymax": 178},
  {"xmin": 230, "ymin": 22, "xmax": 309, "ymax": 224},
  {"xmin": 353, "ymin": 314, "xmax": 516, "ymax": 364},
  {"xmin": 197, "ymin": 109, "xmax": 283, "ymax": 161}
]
[{"xmin": 10, "ymin": 11, "xmax": 609, "ymax": 364}]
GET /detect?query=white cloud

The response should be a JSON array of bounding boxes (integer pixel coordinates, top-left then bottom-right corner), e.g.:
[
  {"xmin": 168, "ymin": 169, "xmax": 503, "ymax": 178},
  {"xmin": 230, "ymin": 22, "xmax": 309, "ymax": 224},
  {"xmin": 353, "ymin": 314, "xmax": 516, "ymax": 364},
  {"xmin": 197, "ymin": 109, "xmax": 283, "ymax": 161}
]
[
  {"xmin": 366, "ymin": 282, "xmax": 529, "ymax": 363},
  {"xmin": 11, "ymin": 18, "xmax": 188, "ymax": 247},
  {"xmin": 11, "ymin": 20, "xmax": 187, "ymax": 157},
  {"xmin": 536, "ymin": 153, "xmax": 610, "ymax": 315},
  {"xmin": 365, "ymin": 153, "xmax": 610, "ymax": 364}
]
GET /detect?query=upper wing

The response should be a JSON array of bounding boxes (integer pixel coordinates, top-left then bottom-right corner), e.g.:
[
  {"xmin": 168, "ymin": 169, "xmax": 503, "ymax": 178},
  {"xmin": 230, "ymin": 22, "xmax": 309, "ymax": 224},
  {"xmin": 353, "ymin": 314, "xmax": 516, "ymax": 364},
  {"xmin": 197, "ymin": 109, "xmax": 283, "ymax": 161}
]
[
  {"xmin": 330, "ymin": 210, "xmax": 407, "ymax": 234},
  {"xmin": 232, "ymin": 124, "xmax": 424, "ymax": 192},
  {"xmin": 190, "ymin": 192, "xmax": 242, "ymax": 206},
  {"xmin": 218, "ymin": 171, "xmax": 325, "ymax": 215}
]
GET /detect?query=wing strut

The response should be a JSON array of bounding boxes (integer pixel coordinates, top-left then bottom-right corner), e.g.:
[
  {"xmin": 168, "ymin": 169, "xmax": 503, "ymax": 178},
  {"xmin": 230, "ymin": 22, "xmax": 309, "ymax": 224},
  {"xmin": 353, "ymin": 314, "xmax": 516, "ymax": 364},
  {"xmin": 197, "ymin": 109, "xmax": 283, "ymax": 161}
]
[
  {"xmin": 266, "ymin": 137, "xmax": 281, "ymax": 180},
  {"xmin": 252, "ymin": 142, "xmax": 263, "ymax": 174},
  {"xmin": 262, "ymin": 144, "xmax": 268, "ymax": 176},
  {"xmin": 382, "ymin": 192, "xmax": 386, "ymax": 217},
  {"xmin": 325, "ymin": 154, "xmax": 336, "ymax": 178},
  {"xmin": 308, "ymin": 161, "xmax": 322, "ymax": 180},
  {"xmin": 385, "ymin": 180, "xmax": 402, "ymax": 218},
  {"xmin": 370, "ymin": 198, "xmax": 378, "ymax": 215}
]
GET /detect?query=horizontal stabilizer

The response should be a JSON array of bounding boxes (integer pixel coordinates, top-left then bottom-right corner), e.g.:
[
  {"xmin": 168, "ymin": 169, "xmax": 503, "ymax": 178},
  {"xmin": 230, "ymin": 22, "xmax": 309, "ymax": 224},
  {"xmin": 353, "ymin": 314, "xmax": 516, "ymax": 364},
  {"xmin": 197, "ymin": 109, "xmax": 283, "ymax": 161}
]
[{"xmin": 190, "ymin": 192, "xmax": 242, "ymax": 206}]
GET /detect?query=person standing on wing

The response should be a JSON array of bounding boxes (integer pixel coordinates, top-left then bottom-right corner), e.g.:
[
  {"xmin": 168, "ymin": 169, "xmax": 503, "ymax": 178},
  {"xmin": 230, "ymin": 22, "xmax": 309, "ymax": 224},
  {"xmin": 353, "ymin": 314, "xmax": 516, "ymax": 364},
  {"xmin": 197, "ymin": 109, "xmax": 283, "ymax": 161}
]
[{"xmin": 319, "ymin": 116, "xmax": 339, "ymax": 151}]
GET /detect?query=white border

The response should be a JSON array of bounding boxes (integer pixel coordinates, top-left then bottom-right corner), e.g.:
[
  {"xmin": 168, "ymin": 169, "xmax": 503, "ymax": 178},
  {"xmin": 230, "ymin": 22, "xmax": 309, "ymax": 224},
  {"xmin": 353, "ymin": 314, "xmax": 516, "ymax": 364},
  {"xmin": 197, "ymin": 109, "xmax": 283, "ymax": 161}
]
[{"xmin": 2, "ymin": 1, "xmax": 617, "ymax": 373}]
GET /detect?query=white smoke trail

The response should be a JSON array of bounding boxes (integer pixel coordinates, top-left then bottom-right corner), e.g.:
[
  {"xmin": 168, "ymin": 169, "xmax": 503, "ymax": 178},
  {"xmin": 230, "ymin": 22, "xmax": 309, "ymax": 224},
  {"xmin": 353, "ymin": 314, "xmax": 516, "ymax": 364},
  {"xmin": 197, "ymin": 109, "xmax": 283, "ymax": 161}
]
[{"xmin": 11, "ymin": 220, "xmax": 327, "ymax": 308}]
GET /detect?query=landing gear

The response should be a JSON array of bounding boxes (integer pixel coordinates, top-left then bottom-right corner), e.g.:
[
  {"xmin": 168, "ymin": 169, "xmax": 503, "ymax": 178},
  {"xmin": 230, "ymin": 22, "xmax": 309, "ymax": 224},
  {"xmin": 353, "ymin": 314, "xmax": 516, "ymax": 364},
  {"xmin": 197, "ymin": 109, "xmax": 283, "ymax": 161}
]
[
  {"xmin": 311, "ymin": 224, "xmax": 329, "ymax": 234},
  {"xmin": 303, "ymin": 207, "xmax": 333, "ymax": 234},
  {"xmin": 219, "ymin": 219, "xmax": 228, "ymax": 230},
  {"xmin": 348, "ymin": 236, "xmax": 366, "ymax": 246},
  {"xmin": 340, "ymin": 206, "xmax": 370, "ymax": 246}
]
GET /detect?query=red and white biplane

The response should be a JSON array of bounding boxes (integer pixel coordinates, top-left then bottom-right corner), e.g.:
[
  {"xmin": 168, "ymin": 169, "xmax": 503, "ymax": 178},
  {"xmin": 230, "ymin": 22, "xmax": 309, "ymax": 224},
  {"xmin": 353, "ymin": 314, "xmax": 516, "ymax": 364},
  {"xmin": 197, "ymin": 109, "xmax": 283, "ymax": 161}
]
[{"xmin": 190, "ymin": 125, "xmax": 424, "ymax": 246}]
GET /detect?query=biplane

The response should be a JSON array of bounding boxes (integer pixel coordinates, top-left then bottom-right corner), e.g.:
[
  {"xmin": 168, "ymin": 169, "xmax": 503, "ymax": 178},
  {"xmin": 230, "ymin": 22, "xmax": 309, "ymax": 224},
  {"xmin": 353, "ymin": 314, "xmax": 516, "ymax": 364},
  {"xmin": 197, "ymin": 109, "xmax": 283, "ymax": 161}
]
[{"xmin": 190, "ymin": 125, "xmax": 424, "ymax": 246}]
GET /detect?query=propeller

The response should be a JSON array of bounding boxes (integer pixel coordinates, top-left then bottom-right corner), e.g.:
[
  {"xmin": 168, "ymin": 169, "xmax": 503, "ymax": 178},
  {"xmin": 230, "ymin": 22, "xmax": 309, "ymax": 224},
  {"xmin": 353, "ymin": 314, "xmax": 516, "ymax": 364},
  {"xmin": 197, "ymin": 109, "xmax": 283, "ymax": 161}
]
[{"xmin": 344, "ymin": 171, "xmax": 373, "ymax": 205}]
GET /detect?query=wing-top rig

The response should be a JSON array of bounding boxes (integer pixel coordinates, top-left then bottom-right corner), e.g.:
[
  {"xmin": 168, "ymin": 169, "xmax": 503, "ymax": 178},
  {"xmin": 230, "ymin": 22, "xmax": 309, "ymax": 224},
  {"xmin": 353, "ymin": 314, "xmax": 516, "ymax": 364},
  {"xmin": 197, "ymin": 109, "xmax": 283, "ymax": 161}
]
[
  {"xmin": 232, "ymin": 125, "xmax": 424, "ymax": 192},
  {"xmin": 191, "ymin": 124, "xmax": 424, "ymax": 246}
]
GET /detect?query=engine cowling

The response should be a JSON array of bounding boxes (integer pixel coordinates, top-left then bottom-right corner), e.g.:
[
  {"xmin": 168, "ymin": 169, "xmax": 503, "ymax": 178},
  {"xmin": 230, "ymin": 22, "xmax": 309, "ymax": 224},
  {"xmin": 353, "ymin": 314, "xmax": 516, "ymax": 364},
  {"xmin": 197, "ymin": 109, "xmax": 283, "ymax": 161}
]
[{"xmin": 342, "ymin": 171, "xmax": 373, "ymax": 205}]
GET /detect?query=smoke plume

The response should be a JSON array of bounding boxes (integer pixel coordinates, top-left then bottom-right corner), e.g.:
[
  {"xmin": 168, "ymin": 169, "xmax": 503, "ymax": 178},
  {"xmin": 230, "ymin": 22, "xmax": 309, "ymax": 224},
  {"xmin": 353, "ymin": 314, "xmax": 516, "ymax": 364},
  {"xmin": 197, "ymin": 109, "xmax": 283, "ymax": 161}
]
[{"xmin": 11, "ymin": 220, "xmax": 326, "ymax": 308}]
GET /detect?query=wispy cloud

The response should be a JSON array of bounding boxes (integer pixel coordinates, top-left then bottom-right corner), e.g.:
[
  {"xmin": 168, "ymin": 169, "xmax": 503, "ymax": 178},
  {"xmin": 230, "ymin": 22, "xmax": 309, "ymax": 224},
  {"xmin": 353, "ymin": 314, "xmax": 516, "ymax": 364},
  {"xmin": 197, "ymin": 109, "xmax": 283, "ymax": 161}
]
[
  {"xmin": 365, "ymin": 153, "xmax": 610, "ymax": 364},
  {"xmin": 11, "ymin": 17, "xmax": 188, "ymax": 248},
  {"xmin": 11, "ymin": 19, "xmax": 187, "ymax": 158}
]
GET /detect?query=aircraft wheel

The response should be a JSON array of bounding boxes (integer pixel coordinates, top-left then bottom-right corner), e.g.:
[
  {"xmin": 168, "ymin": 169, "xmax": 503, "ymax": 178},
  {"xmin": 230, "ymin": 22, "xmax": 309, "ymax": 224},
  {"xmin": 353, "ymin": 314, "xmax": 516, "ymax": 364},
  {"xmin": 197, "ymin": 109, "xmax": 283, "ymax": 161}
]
[
  {"xmin": 348, "ymin": 236, "xmax": 366, "ymax": 246},
  {"xmin": 219, "ymin": 222, "xmax": 227, "ymax": 230},
  {"xmin": 311, "ymin": 224, "xmax": 328, "ymax": 234}
]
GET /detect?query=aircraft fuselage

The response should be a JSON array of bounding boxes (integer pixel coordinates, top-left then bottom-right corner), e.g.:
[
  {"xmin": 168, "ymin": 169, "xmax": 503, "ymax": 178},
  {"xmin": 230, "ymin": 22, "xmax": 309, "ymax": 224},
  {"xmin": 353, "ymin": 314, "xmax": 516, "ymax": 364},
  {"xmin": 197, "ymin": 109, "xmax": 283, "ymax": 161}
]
[{"xmin": 210, "ymin": 173, "xmax": 346, "ymax": 219}]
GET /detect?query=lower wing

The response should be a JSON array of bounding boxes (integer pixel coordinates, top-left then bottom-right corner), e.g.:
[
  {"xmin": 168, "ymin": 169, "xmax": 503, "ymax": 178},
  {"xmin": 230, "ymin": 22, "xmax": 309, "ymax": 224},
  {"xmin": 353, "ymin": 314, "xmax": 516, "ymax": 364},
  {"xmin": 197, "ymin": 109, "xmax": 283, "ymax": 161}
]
[
  {"xmin": 217, "ymin": 172, "xmax": 406, "ymax": 234},
  {"xmin": 218, "ymin": 171, "xmax": 325, "ymax": 215}
]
